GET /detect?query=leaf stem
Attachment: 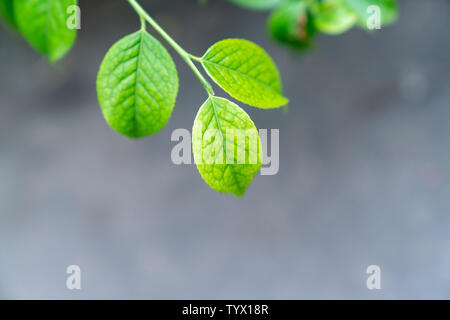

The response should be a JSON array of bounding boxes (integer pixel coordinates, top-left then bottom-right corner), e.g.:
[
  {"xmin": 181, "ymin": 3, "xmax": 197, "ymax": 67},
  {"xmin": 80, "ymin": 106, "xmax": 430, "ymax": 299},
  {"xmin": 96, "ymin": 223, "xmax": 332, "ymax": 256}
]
[
  {"xmin": 189, "ymin": 54, "xmax": 203, "ymax": 62},
  {"xmin": 140, "ymin": 15, "xmax": 146, "ymax": 31},
  {"xmin": 127, "ymin": 0, "xmax": 214, "ymax": 96}
]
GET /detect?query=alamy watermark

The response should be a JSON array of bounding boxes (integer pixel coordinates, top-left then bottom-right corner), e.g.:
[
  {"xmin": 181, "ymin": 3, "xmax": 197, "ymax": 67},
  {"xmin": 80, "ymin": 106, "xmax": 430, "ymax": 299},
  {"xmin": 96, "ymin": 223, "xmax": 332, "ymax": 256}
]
[
  {"xmin": 171, "ymin": 128, "xmax": 280, "ymax": 175},
  {"xmin": 366, "ymin": 5, "xmax": 381, "ymax": 30},
  {"xmin": 366, "ymin": 265, "xmax": 381, "ymax": 290},
  {"xmin": 66, "ymin": 5, "xmax": 81, "ymax": 30},
  {"xmin": 66, "ymin": 265, "xmax": 81, "ymax": 290}
]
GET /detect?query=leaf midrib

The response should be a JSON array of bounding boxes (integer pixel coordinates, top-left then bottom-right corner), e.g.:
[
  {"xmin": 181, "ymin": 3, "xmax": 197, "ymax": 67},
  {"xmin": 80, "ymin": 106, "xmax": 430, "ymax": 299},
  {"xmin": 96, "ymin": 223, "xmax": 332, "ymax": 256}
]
[
  {"xmin": 132, "ymin": 30, "xmax": 145, "ymax": 137},
  {"xmin": 201, "ymin": 58, "xmax": 284, "ymax": 100},
  {"xmin": 208, "ymin": 97, "xmax": 244, "ymax": 194}
]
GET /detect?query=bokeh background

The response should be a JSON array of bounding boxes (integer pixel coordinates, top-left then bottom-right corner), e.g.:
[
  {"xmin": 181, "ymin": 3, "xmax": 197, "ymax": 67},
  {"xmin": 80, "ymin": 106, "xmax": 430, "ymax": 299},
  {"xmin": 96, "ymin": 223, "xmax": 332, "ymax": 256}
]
[{"xmin": 1, "ymin": 0, "xmax": 450, "ymax": 299}]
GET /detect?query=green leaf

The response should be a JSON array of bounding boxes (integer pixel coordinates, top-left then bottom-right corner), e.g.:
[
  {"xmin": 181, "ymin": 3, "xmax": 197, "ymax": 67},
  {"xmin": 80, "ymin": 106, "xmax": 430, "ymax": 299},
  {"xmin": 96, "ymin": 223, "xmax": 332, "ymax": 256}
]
[
  {"xmin": 201, "ymin": 39, "xmax": 288, "ymax": 109},
  {"xmin": 0, "ymin": 0, "xmax": 17, "ymax": 29},
  {"xmin": 192, "ymin": 96, "xmax": 262, "ymax": 196},
  {"xmin": 342, "ymin": 0, "xmax": 398, "ymax": 29},
  {"xmin": 268, "ymin": 1, "xmax": 316, "ymax": 49},
  {"xmin": 311, "ymin": 0, "xmax": 357, "ymax": 35},
  {"xmin": 97, "ymin": 30, "xmax": 179, "ymax": 138},
  {"xmin": 227, "ymin": 0, "xmax": 282, "ymax": 11},
  {"xmin": 14, "ymin": 0, "xmax": 78, "ymax": 61}
]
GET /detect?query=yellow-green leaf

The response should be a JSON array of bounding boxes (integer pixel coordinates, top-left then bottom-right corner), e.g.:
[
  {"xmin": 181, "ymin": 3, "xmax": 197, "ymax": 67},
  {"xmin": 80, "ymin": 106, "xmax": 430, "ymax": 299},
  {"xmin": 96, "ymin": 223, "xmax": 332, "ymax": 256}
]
[
  {"xmin": 14, "ymin": 0, "xmax": 78, "ymax": 61},
  {"xmin": 97, "ymin": 30, "xmax": 179, "ymax": 138},
  {"xmin": 192, "ymin": 96, "xmax": 262, "ymax": 196},
  {"xmin": 201, "ymin": 39, "xmax": 288, "ymax": 109},
  {"xmin": 311, "ymin": 0, "xmax": 357, "ymax": 35}
]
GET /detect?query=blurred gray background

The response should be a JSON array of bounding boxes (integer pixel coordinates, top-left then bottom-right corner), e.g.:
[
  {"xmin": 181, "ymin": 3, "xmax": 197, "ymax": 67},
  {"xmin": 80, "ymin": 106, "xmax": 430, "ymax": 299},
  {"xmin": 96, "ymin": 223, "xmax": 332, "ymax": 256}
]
[{"xmin": 1, "ymin": 0, "xmax": 450, "ymax": 299}]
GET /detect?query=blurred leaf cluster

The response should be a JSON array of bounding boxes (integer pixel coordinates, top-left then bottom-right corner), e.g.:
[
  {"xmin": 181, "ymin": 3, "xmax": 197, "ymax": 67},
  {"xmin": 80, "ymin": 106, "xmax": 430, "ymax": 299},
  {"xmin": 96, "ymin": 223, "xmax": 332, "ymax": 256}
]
[
  {"xmin": 228, "ymin": 0, "xmax": 398, "ymax": 49},
  {"xmin": 0, "ymin": 0, "xmax": 78, "ymax": 61}
]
